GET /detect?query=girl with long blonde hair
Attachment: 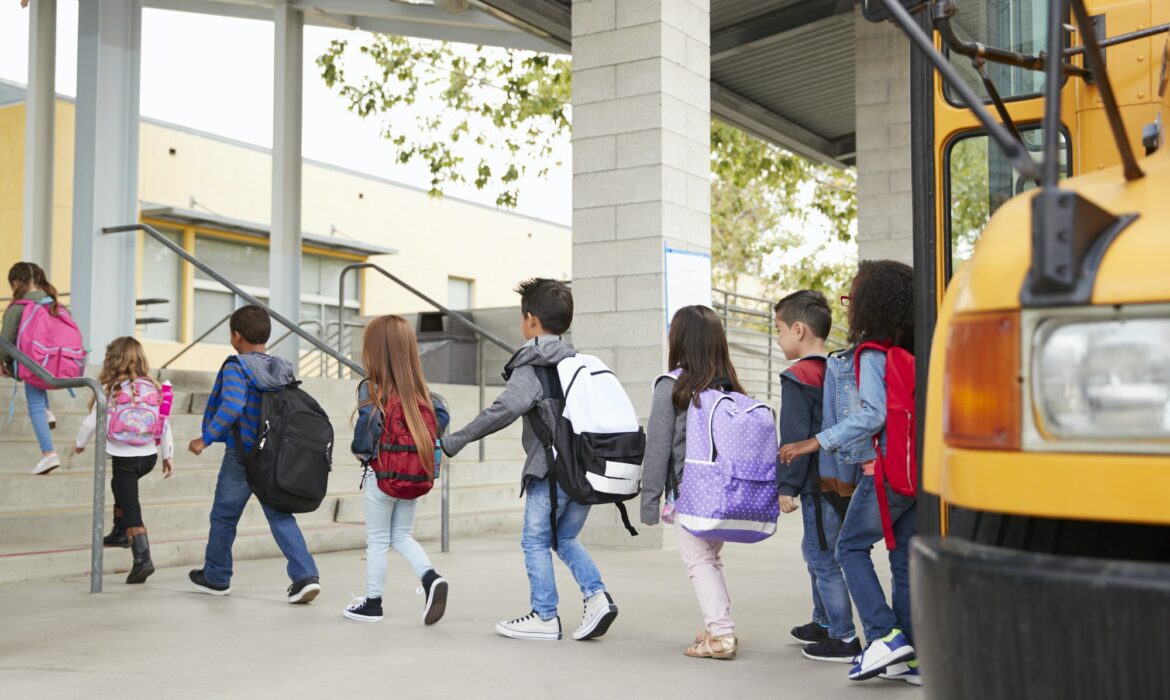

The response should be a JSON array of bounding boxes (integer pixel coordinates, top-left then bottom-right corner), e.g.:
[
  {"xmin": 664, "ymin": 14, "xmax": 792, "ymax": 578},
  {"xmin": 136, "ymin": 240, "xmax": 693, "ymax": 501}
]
[
  {"xmin": 75, "ymin": 337, "xmax": 174, "ymax": 584},
  {"xmin": 344, "ymin": 315, "xmax": 450, "ymax": 625}
]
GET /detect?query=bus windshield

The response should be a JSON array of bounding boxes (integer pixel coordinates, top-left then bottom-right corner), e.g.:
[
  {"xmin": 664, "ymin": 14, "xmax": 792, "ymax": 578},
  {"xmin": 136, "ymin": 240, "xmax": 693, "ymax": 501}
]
[{"xmin": 945, "ymin": 0, "xmax": 1051, "ymax": 104}]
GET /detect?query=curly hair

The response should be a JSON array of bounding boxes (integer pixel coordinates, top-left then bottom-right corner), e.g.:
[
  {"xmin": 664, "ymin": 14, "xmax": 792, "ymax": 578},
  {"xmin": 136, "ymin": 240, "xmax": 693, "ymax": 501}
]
[{"xmin": 847, "ymin": 260, "xmax": 914, "ymax": 352}]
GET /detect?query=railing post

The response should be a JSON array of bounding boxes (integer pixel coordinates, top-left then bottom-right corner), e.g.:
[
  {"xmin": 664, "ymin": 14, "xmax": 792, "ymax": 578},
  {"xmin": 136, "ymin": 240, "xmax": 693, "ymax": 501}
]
[
  {"xmin": 767, "ymin": 316, "xmax": 774, "ymax": 404},
  {"xmin": 477, "ymin": 334, "xmax": 486, "ymax": 463},
  {"xmin": 441, "ymin": 453, "xmax": 450, "ymax": 553},
  {"xmin": 90, "ymin": 399, "xmax": 107, "ymax": 593}
]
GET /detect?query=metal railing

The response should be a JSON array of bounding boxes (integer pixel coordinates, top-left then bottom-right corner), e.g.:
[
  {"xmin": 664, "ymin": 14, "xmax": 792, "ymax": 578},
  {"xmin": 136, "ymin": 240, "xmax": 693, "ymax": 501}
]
[
  {"xmin": 712, "ymin": 288, "xmax": 848, "ymax": 405},
  {"xmin": 161, "ymin": 311, "xmax": 234, "ymax": 369},
  {"xmin": 0, "ymin": 337, "xmax": 108, "ymax": 593}
]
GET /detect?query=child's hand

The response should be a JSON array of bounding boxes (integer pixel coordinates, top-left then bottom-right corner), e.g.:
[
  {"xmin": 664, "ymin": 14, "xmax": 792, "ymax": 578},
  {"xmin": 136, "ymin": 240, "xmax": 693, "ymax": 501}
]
[
  {"xmin": 779, "ymin": 494, "xmax": 799, "ymax": 514},
  {"xmin": 74, "ymin": 446, "xmax": 85, "ymax": 455},
  {"xmin": 188, "ymin": 438, "xmax": 206, "ymax": 456},
  {"xmin": 163, "ymin": 459, "xmax": 174, "ymax": 478},
  {"xmin": 779, "ymin": 438, "xmax": 820, "ymax": 465}
]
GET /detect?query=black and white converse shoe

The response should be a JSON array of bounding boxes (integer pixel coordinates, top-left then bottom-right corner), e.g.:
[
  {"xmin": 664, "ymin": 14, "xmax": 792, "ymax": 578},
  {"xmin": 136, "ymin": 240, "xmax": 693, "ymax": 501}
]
[
  {"xmin": 419, "ymin": 569, "xmax": 448, "ymax": 626},
  {"xmin": 288, "ymin": 576, "xmax": 321, "ymax": 604},
  {"xmin": 495, "ymin": 611, "xmax": 562, "ymax": 640},
  {"xmin": 343, "ymin": 596, "xmax": 383, "ymax": 622},
  {"xmin": 572, "ymin": 591, "xmax": 619, "ymax": 641}
]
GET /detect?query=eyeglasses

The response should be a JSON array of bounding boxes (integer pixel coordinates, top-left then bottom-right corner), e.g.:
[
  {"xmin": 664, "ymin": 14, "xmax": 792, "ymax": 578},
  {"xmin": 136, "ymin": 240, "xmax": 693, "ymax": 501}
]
[{"xmin": 840, "ymin": 295, "xmax": 851, "ymax": 307}]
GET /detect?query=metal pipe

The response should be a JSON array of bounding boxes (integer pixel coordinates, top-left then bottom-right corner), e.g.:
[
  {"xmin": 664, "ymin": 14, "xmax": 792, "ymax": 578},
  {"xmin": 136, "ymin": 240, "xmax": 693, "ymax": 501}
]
[
  {"xmin": 0, "ymin": 337, "xmax": 106, "ymax": 593},
  {"xmin": 161, "ymin": 312, "xmax": 232, "ymax": 369},
  {"xmin": 440, "ymin": 452, "xmax": 450, "ymax": 553},
  {"xmin": 1069, "ymin": 0, "xmax": 1144, "ymax": 181},
  {"xmin": 1064, "ymin": 22, "xmax": 1170, "ymax": 56},
  {"xmin": 104, "ymin": 224, "xmax": 365, "ymax": 376},
  {"xmin": 338, "ymin": 262, "xmax": 515, "ymax": 355},
  {"xmin": 935, "ymin": 8, "xmax": 1091, "ymax": 80},
  {"xmin": 881, "ymin": 0, "xmax": 1040, "ymax": 183},
  {"xmin": 1041, "ymin": 0, "xmax": 1066, "ymax": 189},
  {"xmin": 477, "ymin": 335, "xmax": 486, "ymax": 463},
  {"xmin": 267, "ymin": 319, "xmax": 324, "ymax": 351}
]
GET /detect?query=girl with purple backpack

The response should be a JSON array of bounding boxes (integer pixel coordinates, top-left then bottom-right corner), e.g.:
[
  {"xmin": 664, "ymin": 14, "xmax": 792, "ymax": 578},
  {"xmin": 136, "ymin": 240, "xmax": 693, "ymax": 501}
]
[
  {"xmin": 639, "ymin": 305, "xmax": 754, "ymax": 661},
  {"xmin": 1, "ymin": 262, "xmax": 67, "ymax": 475},
  {"xmin": 75, "ymin": 337, "xmax": 174, "ymax": 584}
]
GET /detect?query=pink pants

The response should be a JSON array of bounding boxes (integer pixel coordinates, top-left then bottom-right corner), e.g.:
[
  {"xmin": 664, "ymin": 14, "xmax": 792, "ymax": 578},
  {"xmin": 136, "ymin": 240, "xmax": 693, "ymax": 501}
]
[{"xmin": 676, "ymin": 523, "xmax": 734, "ymax": 636}]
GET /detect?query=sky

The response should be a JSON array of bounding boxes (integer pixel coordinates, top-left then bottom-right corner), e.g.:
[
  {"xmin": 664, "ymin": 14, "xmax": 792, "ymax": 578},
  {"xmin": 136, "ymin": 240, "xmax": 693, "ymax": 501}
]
[{"xmin": 0, "ymin": 2, "xmax": 574, "ymax": 225}]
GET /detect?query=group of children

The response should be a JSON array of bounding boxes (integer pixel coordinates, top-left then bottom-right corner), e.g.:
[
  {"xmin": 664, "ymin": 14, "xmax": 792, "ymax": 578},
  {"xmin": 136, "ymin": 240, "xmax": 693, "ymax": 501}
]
[{"xmin": 3, "ymin": 259, "xmax": 918, "ymax": 686}]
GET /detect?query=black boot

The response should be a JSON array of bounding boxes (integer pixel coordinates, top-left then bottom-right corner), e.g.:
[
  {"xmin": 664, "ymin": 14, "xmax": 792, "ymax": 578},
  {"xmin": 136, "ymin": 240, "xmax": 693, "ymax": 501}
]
[
  {"xmin": 105, "ymin": 508, "xmax": 128, "ymax": 548},
  {"xmin": 126, "ymin": 534, "xmax": 154, "ymax": 584}
]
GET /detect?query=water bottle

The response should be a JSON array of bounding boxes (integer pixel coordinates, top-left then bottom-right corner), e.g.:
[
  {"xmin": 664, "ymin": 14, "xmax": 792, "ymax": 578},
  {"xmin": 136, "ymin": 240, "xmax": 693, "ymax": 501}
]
[
  {"xmin": 159, "ymin": 380, "xmax": 173, "ymax": 418},
  {"xmin": 661, "ymin": 501, "xmax": 676, "ymax": 525}
]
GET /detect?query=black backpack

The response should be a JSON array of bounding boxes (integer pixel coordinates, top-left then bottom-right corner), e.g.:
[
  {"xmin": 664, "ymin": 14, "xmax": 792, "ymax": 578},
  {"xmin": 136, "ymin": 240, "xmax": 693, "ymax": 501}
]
[{"xmin": 234, "ymin": 378, "xmax": 334, "ymax": 514}]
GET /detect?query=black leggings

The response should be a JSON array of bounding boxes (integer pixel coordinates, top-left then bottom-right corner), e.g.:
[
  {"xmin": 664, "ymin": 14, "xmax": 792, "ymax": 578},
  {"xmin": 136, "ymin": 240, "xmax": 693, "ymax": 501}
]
[{"xmin": 111, "ymin": 455, "xmax": 157, "ymax": 529}]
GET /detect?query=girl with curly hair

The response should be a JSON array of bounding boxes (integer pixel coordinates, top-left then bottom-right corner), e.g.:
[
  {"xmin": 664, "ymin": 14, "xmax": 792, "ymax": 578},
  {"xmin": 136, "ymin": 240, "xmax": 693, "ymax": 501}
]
[{"xmin": 779, "ymin": 260, "xmax": 919, "ymax": 685}]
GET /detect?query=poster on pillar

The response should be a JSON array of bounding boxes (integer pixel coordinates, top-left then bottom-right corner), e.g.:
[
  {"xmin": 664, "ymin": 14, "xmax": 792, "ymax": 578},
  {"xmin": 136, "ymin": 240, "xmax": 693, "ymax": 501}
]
[{"xmin": 663, "ymin": 246, "xmax": 712, "ymax": 328}]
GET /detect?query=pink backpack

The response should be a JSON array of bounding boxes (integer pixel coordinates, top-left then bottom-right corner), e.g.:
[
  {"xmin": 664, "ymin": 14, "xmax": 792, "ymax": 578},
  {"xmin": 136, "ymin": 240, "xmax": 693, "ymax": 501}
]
[
  {"xmin": 107, "ymin": 378, "xmax": 172, "ymax": 447},
  {"xmin": 11, "ymin": 298, "xmax": 87, "ymax": 390}
]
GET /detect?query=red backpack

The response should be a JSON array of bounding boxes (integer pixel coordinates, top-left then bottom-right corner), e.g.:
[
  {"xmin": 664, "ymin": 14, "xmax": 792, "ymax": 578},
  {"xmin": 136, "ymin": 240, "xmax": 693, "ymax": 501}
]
[
  {"xmin": 854, "ymin": 341, "xmax": 916, "ymax": 550},
  {"xmin": 373, "ymin": 395, "xmax": 438, "ymax": 500}
]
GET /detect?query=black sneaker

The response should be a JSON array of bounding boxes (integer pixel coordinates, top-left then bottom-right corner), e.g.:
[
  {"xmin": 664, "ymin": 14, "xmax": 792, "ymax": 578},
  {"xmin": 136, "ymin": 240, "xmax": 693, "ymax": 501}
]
[
  {"xmin": 420, "ymin": 569, "xmax": 448, "ymax": 626},
  {"xmin": 790, "ymin": 621, "xmax": 831, "ymax": 644},
  {"xmin": 189, "ymin": 569, "xmax": 230, "ymax": 596},
  {"xmin": 288, "ymin": 576, "xmax": 321, "ymax": 604},
  {"xmin": 803, "ymin": 637, "xmax": 863, "ymax": 664},
  {"xmin": 343, "ymin": 596, "xmax": 383, "ymax": 622}
]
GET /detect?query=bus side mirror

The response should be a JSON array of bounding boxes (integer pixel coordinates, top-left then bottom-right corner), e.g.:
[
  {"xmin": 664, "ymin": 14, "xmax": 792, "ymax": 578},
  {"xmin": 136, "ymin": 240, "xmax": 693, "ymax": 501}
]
[{"xmin": 862, "ymin": 0, "xmax": 923, "ymax": 23}]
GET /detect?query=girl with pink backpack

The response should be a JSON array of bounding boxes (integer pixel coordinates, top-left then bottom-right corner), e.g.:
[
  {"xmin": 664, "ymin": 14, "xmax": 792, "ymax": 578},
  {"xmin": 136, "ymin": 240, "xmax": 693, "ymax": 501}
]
[
  {"xmin": 1, "ymin": 262, "xmax": 82, "ymax": 475},
  {"xmin": 75, "ymin": 337, "xmax": 174, "ymax": 584}
]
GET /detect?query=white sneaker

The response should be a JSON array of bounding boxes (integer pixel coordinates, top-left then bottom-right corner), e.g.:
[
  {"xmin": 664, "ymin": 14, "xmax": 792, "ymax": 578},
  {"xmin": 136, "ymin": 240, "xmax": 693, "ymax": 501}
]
[
  {"xmin": 849, "ymin": 629, "xmax": 915, "ymax": 681},
  {"xmin": 31, "ymin": 453, "xmax": 61, "ymax": 475},
  {"xmin": 572, "ymin": 591, "xmax": 619, "ymax": 641},
  {"xmin": 495, "ymin": 611, "xmax": 561, "ymax": 640},
  {"xmin": 45, "ymin": 410, "xmax": 57, "ymax": 430}
]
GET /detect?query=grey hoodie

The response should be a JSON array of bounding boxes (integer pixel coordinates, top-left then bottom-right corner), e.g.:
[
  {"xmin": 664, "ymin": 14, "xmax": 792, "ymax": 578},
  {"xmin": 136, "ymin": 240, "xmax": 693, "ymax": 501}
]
[
  {"xmin": 237, "ymin": 352, "xmax": 296, "ymax": 390},
  {"xmin": 442, "ymin": 335, "xmax": 576, "ymax": 483}
]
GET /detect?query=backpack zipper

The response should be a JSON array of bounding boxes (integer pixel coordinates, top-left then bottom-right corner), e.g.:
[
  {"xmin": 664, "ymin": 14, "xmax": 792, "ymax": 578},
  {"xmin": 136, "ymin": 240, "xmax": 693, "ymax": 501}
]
[
  {"xmin": 903, "ymin": 410, "xmax": 913, "ymax": 487},
  {"xmin": 258, "ymin": 419, "xmax": 271, "ymax": 450}
]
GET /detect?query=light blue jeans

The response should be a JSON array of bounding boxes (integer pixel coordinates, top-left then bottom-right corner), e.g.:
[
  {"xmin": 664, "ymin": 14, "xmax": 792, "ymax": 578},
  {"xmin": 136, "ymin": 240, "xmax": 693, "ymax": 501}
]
[
  {"xmin": 25, "ymin": 384, "xmax": 53, "ymax": 453},
  {"xmin": 800, "ymin": 493, "xmax": 856, "ymax": 641},
  {"xmin": 203, "ymin": 448, "xmax": 319, "ymax": 587},
  {"xmin": 362, "ymin": 473, "xmax": 434, "ymax": 599},
  {"xmin": 522, "ymin": 477, "xmax": 605, "ymax": 621}
]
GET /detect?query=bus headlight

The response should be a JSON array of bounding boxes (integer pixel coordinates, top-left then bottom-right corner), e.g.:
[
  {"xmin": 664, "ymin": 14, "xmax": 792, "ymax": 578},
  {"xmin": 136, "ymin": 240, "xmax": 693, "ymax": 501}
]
[{"xmin": 1033, "ymin": 317, "xmax": 1170, "ymax": 439}]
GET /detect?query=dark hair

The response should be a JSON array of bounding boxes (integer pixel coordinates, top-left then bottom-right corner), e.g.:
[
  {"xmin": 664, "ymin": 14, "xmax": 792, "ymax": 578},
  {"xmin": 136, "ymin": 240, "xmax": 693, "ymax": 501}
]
[
  {"xmin": 848, "ymin": 260, "xmax": 914, "ymax": 352},
  {"xmin": 667, "ymin": 305, "xmax": 747, "ymax": 411},
  {"xmin": 7, "ymin": 262, "xmax": 60, "ymax": 314},
  {"xmin": 773, "ymin": 290, "xmax": 832, "ymax": 340},
  {"xmin": 516, "ymin": 278, "xmax": 573, "ymax": 335},
  {"xmin": 230, "ymin": 305, "xmax": 272, "ymax": 344}
]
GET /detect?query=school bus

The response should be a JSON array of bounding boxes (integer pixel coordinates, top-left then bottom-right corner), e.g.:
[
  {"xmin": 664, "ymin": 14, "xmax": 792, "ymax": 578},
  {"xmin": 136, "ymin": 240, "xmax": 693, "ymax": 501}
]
[{"xmin": 866, "ymin": 0, "xmax": 1170, "ymax": 696}]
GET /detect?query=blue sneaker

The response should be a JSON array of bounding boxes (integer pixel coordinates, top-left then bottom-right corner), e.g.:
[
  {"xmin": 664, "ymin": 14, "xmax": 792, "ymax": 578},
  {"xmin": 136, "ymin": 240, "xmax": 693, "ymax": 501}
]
[
  {"xmin": 881, "ymin": 658, "xmax": 922, "ymax": 686},
  {"xmin": 849, "ymin": 629, "xmax": 915, "ymax": 681}
]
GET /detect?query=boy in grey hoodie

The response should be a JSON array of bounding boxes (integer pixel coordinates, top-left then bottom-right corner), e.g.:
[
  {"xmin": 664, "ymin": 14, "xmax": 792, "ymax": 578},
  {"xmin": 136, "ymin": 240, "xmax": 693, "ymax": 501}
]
[
  {"xmin": 186, "ymin": 305, "xmax": 321, "ymax": 604},
  {"xmin": 442, "ymin": 279, "xmax": 619, "ymax": 642}
]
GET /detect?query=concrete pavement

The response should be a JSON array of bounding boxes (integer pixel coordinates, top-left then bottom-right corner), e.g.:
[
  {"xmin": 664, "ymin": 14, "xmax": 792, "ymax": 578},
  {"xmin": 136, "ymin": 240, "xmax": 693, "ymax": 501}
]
[{"xmin": 0, "ymin": 514, "xmax": 918, "ymax": 699}]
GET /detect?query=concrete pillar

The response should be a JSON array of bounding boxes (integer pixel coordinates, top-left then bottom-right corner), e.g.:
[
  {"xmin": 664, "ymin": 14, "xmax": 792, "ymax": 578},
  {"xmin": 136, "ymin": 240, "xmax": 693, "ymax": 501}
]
[
  {"xmin": 24, "ymin": 0, "xmax": 56, "ymax": 273},
  {"xmin": 71, "ymin": 0, "xmax": 141, "ymax": 353},
  {"xmin": 270, "ymin": 3, "xmax": 303, "ymax": 361},
  {"xmin": 571, "ymin": 0, "xmax": 712, "ymax": 548},
  {"xmin": 855, "ymin": 7, "xmax": 913, "ymax": 264}
]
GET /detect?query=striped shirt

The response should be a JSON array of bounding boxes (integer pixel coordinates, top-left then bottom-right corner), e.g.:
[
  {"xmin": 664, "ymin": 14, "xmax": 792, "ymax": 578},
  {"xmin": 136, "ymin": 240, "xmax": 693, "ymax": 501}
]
[{"xmin": 201, "ymin": 356, "xmax": 264, "ymax": 452}]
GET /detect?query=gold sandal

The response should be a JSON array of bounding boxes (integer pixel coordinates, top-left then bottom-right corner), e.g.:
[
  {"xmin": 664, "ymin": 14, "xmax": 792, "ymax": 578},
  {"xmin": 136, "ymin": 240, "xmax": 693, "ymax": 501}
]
[
  {"xmin": 684, "ymin": 633, "xmax": 737, "ymax": 660},
  {"xmin": 693, "ymin": 630, "xmax": 711, "ymax": 643}
]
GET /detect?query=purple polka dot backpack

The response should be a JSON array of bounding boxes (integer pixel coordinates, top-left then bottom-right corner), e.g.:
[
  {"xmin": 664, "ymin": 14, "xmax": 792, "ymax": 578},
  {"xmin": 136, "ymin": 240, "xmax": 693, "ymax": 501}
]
[{"xmin": 662, "ymin": 370, "xmax": 780, "ymax": 543}]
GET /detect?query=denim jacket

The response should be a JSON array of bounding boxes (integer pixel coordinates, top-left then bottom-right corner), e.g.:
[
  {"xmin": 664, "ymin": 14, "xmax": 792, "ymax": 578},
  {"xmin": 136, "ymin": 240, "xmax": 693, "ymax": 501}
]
[
  {"xmin": 351, "ymin": 380, "xmax": 450, "ymax": 464},
  {"xmin": 815, "ymin": 348, "xmax": 886, "ymax": 486}
]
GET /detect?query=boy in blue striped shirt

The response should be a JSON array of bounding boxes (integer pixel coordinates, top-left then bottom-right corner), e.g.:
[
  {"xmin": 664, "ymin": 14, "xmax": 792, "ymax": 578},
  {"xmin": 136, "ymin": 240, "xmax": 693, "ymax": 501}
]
[{"xmin": 186, "ymin": 305, "xmax": 321, "ymax": 603}]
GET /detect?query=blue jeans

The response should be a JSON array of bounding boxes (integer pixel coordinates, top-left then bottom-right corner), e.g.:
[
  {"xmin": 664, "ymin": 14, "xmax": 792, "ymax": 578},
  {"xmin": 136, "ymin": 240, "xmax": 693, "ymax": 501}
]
[
  {"xmin": 362, "ymin": 473, "xmax": 433, "ymax": 599},
  {"xmin": 800, "ymin": 493, "xmax": 856, "ymax": 640},
  {"xmin": 202, "ymin": 448, "xmax": 319, "ymax": 587},
  {"xmin": 522, "ymin": 478, "xmax": 605, "ymax": 621},
  {"xmin": 25, "ymin": 384, "xmax": 53, "ymax": 453},
  {"xmin": 835, "ymin": 475, "xmax": 916, "ymax": 644}
]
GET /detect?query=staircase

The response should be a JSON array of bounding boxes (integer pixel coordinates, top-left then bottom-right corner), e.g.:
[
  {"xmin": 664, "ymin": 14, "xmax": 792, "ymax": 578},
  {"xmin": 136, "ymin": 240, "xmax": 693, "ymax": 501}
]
[{"xmin": 0, "ymin": 370, "xmax": 526, "ymax": 586}]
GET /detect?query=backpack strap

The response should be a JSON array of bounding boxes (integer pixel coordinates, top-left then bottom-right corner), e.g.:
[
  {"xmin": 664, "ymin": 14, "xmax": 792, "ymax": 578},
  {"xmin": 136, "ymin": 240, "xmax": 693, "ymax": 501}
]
[{"xmin": 852, "ymin": 342, "xmax": 899, "ymax": 550}]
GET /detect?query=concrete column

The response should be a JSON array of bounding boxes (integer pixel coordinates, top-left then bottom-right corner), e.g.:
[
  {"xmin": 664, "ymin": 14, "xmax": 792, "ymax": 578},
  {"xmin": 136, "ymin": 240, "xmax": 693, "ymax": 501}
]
[
  {"xmin": 71, "ymin": 0, "xmax": 141, "ymax": 353},
  {"xmin": 270, "ymin": 3, "xmax": 303, "ymax": 362},
  {"xmin": 855, "ymin": 7, "xmax": 913, "ymax": 264},
  {"xmin": 23, "ymin": 0, "xmax": 56, "ymax": 272},
  {"xmin": 571, "ymin": 0, "xmax": 712, "ymax": 548}
]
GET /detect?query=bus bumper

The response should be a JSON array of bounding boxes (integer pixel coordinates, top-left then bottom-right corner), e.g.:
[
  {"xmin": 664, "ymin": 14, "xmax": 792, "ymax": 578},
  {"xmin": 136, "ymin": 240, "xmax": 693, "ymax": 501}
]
[{"xmin": 911, "ymin": 536, "xmax": 1170, "ymax": 700}]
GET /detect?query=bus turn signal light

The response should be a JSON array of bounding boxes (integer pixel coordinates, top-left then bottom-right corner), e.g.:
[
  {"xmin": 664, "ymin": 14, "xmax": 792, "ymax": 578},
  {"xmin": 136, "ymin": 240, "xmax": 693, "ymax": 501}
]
[{"xmin": 944, "ymin": 312, "xmax": 1021, "ymax": 450}]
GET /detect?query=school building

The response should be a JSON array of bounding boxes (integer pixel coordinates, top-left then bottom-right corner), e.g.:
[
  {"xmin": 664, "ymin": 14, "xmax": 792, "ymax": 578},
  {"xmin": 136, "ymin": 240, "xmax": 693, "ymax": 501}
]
[{"xmin": 0, "ymin": 79, "xmax": 572, "ymax": 372}]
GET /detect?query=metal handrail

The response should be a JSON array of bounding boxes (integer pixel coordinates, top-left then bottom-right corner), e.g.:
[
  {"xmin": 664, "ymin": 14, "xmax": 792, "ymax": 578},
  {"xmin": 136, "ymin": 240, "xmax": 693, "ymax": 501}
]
[
  {"xmin": 161, "ymin": 312, "xmax": 234, "ymax": 369},
  {"xmin": 338, "ymin": 263, "xmax": 515, "ymax": 375},
  {"xmin": 268, "ymin": 319, "xmax": 324, "ymax": 351},
  {"xmin": 0, "ymin": 337, "xmax": 108, "ymax": 593},
  {"xmin": 105, "ymin": 224, "xmax": 365, "ymax": 377}
]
